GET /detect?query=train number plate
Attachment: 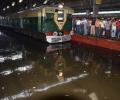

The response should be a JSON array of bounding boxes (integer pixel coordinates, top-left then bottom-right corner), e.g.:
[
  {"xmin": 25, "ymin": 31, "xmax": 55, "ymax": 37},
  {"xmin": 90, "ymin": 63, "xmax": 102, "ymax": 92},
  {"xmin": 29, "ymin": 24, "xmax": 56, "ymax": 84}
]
[{"xmin": 52, "ymin": 38, "xmax": 61, "ymax": 42}]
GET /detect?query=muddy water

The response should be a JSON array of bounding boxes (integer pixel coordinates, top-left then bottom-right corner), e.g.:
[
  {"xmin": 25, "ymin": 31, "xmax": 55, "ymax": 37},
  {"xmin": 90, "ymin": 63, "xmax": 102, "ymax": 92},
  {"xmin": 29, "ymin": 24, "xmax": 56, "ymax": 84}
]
[{"xmin": 0, "ymin": 30, "xmax": 120, "ymax": 100}]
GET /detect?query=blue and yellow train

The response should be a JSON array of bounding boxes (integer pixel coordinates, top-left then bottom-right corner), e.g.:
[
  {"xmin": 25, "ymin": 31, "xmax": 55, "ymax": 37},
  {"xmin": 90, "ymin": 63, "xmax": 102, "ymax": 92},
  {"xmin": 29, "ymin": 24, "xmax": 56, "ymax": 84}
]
[{"xmin": 0, "ymin": 6, "xmax": 73, "ymax": 43}]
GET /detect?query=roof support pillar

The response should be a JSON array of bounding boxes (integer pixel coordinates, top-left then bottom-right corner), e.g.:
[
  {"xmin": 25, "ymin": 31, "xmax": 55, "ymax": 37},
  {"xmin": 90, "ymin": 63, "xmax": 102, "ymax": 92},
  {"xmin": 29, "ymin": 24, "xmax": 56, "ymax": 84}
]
[{"xmin": 93, "ymin": 0, "xmax": 101, "ymax": 17}]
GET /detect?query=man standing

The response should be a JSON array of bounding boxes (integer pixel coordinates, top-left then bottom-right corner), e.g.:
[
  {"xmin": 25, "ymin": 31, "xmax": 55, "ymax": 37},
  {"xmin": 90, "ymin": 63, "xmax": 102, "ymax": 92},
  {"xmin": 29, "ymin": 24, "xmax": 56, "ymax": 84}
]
[
  {"xmin": 90, "ymin": 17, "xmax": 96, "ymax": 36},
  {"xmin": 75, "ymin": 18, "xmax": 81, "ymax": 35},
  {"xmin": 116, "ymin": 19, "xmax": 120, "ymax": 39}
]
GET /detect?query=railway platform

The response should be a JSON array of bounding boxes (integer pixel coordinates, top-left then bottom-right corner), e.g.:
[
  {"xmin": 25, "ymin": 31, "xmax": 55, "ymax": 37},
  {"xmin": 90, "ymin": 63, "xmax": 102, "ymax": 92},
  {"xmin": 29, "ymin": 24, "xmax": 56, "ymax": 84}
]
[{"xmin": 72, "ymin": 34, "xmax": 120, "ymax": 52}]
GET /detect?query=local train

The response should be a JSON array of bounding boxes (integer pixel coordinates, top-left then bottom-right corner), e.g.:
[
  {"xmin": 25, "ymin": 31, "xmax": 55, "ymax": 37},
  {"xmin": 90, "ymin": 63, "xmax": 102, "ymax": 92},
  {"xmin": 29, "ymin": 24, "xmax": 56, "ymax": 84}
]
[{"xmin": 0, "ymin": 6, "xmax": 74, "ymax": 43}]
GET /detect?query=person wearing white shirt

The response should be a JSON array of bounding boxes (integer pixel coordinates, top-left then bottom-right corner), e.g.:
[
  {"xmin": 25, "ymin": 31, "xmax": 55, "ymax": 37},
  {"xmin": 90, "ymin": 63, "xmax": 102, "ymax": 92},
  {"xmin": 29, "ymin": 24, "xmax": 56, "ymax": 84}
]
[
  {"xmin": 83, "ymin": 18, "xmax": 88, "ymax": 35},
  {"xmin": 75, "ymin": 18, "xmax": 81, "ymax": 34},
  {"xmin": 111, "ymin": 20, "xmax": 116, "ymax": 38}
]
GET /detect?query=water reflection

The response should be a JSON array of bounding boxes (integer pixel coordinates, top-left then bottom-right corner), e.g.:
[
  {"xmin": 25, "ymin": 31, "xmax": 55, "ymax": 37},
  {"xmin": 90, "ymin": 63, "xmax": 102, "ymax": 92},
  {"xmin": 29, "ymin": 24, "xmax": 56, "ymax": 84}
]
[
  {"xmin": 56, "ymin": 70, "xmax": 64, "ymax": 82},
  {"xmin": 0, "ymin": 50, "xmax": 22, "ymax": 63},
  {"xmin": 0, "ymin": 30, "xmax": 120, "ymax": 100},
  {"xmin": 54, "ymin": 51, "xmax": 66, "ymax": 82},
  {"xmin": 1, "ymin": 64, "xmax": 33, "ymax": 75},
  {"xmin": 71, "ymin": 45, "xmax": 117, "ymax": 78},
  {"xmin": 1, "ymin": 73, "xmax": 88, "ymax": 100}
]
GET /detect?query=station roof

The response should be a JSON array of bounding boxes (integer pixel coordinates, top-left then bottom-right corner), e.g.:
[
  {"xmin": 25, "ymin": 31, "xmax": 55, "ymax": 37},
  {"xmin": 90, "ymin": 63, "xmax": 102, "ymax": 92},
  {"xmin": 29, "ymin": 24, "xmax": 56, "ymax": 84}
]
[{"xmin": 0, "ymin": 0, "xmax": 120, "ymax": 16}]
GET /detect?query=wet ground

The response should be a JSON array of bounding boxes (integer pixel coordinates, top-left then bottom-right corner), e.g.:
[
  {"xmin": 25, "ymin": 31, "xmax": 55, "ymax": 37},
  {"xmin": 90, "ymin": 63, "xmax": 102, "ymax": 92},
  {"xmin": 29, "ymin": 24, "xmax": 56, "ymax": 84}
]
[{"xmin": 0, "ymin": 29, "xmax": 120, "ymax": 100}]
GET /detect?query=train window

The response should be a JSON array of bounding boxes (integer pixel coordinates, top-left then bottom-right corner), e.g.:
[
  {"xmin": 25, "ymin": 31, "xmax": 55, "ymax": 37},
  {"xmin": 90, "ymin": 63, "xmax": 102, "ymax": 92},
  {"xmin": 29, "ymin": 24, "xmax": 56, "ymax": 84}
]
[
  {"xmin": 46, "ymin": 13, "xmax": 54, "ymax": 20},
  {"xmin": 57, "ymin": 10, "xmax": 64, "ymax": 22},
  {"xmin": 67, "ymin": 14, "xmax": 72, "ymax": 19}
]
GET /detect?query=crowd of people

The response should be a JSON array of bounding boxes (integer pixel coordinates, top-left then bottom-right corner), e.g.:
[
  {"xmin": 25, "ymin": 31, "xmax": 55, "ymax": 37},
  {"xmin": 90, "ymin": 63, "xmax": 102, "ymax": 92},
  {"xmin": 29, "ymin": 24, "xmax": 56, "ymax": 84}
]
[{"xmin": 72, "ymin": 17, "xmax": 120, "ymax": 40}]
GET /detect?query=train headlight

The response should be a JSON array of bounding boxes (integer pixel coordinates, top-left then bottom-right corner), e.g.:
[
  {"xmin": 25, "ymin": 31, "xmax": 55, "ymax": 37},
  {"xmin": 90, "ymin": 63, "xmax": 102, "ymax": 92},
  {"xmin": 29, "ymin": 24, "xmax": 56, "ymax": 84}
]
[
  {"xmin": 59, "ymin": 32, "xmax": 63, "ymax": 36},
  {"xmin": 53, "ymin": 32, "xmax": 58, "ymax": 36},
  {"xmin": 58, "ymin": 3, "xmax": 64, "ymax": 9}
]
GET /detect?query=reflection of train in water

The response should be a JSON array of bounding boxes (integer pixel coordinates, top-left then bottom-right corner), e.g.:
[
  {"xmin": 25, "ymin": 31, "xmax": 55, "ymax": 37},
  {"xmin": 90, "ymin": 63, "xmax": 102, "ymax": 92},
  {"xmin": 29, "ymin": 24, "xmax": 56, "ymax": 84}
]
[
  {"xmin": 0, "ymin": 35, "xmax": 119, "ymax": 100},
  {"xmin": 0, "ymin": 6, "xmax": 73, "ymax": 43}
]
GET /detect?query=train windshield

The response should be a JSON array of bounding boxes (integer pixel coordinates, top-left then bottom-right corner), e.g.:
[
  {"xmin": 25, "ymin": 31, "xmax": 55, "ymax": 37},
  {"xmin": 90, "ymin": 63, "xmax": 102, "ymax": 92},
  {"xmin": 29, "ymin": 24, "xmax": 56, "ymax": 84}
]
[{"xmin": 57, "ymin": 10, "xmax": 64, "ymax": 22}]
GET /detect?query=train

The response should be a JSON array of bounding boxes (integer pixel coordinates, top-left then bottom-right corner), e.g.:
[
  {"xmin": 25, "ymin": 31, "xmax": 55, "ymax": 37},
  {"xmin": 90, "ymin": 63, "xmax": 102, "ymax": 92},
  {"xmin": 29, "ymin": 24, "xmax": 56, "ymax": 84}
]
[{"xmin": 0, "ymin": 6, "xmax": 74, "ymax": 43}]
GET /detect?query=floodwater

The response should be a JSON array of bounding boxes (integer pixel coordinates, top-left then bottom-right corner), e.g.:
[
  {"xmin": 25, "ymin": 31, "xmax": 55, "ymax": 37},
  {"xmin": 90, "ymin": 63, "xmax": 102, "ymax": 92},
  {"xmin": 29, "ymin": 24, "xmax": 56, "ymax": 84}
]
[{"xmin": 0, "ymin": 30, "xmax": 120, "ymax": 100}]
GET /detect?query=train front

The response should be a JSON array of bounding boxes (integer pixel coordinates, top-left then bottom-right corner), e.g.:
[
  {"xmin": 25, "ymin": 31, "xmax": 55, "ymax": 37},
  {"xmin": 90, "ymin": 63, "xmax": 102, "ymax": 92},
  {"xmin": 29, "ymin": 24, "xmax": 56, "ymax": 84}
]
[{"xmin": 42, "ymin": 7, "xmax": 74, "ymax": 43}]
